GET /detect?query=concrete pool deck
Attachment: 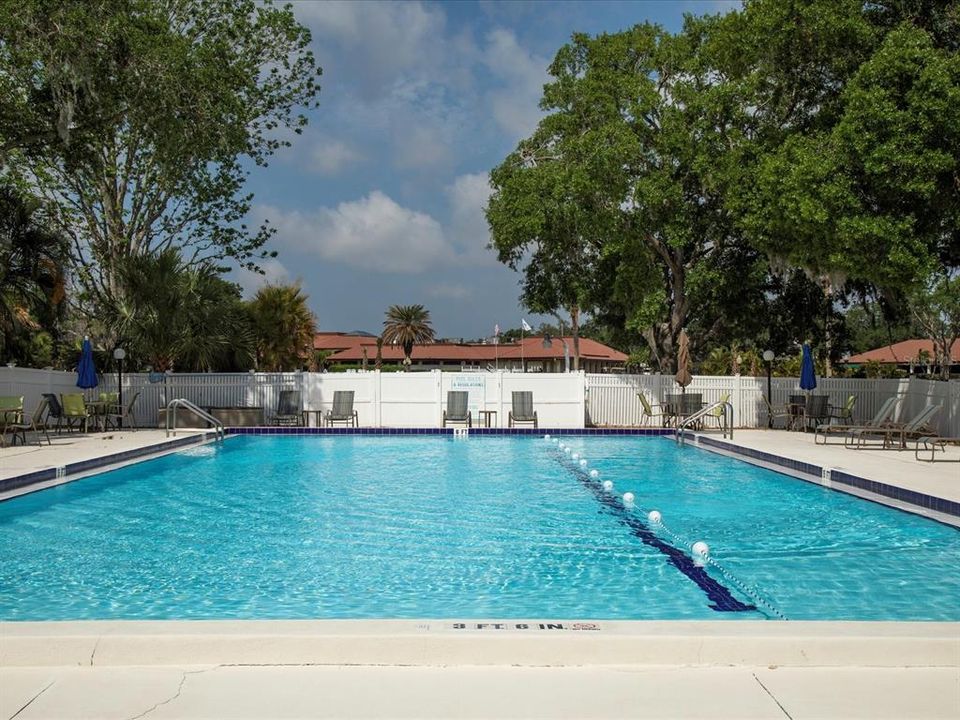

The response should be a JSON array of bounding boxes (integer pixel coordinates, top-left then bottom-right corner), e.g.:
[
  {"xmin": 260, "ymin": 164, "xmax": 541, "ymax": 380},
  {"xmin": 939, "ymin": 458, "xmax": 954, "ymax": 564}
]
[
  {"xmin": 1, "ymin": 428, "xmax": 958, "ymax": 718},
  {"xmin": 1, "ymin": 621, "xmax": 958, "ymax": 719}
]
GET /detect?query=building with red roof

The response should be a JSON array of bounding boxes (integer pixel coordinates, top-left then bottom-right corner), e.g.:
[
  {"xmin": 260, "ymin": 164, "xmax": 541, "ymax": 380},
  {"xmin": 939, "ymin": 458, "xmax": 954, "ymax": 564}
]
[
  {"xmin": 314, "ymin": 332, "xmax": 627, "ymax": 373},
  {"xmin": 844, "ymin": 339, "xmax": 960, "ymax": 374}
]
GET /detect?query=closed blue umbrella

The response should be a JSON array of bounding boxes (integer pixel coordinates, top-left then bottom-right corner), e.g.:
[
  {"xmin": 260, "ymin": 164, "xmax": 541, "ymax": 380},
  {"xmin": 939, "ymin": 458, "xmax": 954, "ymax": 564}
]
[
  {"xmin": 799, "ymin": 343, "xmax": 817, "ymax": 392},
  {"xmin": 76, "ymin": 337, "xmax": 99, "ymax": 389}
]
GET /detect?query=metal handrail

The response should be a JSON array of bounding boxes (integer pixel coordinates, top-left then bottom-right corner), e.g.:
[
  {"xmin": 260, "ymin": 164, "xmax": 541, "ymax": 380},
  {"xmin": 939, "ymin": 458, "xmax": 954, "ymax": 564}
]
[
  {"xmin": 676, "ymin": 401, "xmax": 734, "ymax": 446},
  {"xmin": 166, "ymin": 398, "xmax": 224, "ymax": 442}
]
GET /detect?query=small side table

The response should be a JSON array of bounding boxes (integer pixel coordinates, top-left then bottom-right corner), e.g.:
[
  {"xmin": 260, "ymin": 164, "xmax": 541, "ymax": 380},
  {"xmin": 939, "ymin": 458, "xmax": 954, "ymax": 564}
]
[
  {"xmin": 301, "ymin": 409, "xmax": 324, "ymax": 428},
  {"xmin": 478, "ymin": 410, "xmax": 497, "ymax": 428}
]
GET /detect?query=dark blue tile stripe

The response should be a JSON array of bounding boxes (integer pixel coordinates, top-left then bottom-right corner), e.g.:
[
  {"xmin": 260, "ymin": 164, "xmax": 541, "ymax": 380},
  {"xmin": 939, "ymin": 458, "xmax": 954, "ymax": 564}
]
[
  {"xmin": 555, "ymin": 454, "xmax": 757, "ymax": 614},
  {"xmin": 225, "ymin": 426, "xmax": 675, "ymax": 437},
  {"xmin": 695, "ymin": 435, "xmax": 959, "ymax": 520},
  {"xmin": 0, "ymin": 432, "xmax": 215, "ymax": 497}
]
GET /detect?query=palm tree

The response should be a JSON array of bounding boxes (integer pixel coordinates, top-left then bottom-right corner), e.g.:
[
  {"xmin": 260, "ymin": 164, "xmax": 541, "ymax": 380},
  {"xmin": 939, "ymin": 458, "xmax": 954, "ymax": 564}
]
[
  {"xmin": 0, "ymin": 186, "xmax": 68, "ymax": 363},
  {"xmin": 248, "ymin": 283, "xmax": 317, "ymax": 371},
  {"xmin": 381, "ymin": 304, "xmax": 435, "ymax": 369},
  {"xmin": 110, "ymin": 248, "xmax": 253, "ymax": 371}
]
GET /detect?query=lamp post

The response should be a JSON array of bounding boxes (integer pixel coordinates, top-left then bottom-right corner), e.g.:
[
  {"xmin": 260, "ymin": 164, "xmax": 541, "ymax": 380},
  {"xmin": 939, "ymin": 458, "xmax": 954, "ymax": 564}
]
[
  {"xmin": 113, "ymin": 347, "xmax": 126, "ymax": 428},
  {"xmin": 763, "ymin": 349, "xmax": 775, "ymax": 428}
]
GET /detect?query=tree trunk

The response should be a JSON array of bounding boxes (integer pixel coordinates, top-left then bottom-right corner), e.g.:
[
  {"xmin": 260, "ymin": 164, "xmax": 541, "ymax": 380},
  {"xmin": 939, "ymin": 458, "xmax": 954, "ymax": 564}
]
[{"xmin": 570, "ymin": 304, "xmax": 580, "ymax": 371}]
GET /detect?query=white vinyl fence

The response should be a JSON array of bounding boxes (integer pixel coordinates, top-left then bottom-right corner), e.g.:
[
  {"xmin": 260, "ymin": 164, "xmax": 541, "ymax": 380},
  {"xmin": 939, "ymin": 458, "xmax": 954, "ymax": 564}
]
[
  {"xmin": 2, "ymin": 366, "xmax": 957, "ymax": 434},
  {"xmin": 585, "ymin": 374, "xmax": 960, "ymax": 436},
  {"xmin": 0, "ymin": 369, "xmax": 585, "ymax": 428}
]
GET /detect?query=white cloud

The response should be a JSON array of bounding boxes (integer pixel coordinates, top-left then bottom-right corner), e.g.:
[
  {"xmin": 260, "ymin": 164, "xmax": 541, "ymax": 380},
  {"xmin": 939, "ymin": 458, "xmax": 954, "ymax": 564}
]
[
  {"xmin": 260, "ymin": 192, "xmax": 453, "ymax": 273},
  {"xmin": 427, "ymin": 283, "xmax": 472, "ymax": 300},
  {"xmin": 308, "ymin": 138, "xmax": 364, "ymax": 175},
  {"xmin": 446, "ymin": 172, "xmax": 495, "ymax": 261},
  {"xmin": 393, "ymin": 122, "xmax": 453, "ymax": 171},
  {"xmin": 482, "ymin": 29, "xmax": 549, "ymax": 139},
  {"xmin": 294, "ymin": 1, "xmax": 449, "ymax": 99},
  {"xmin": 230, "ymin": 257, "xmax": 291, "ymax": 298},
  {"xmin": 255, "ymin": 174, "xmax": 499, "ymax": 275}
]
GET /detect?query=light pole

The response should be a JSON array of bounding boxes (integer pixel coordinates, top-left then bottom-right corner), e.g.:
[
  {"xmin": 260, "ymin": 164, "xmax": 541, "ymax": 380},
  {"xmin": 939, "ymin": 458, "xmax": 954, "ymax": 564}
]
[
  {"xmin": 763, "ymin": 349, "xmax": 775, "ymax": 428},
  {"xmin": 113, "ymin": 347, "xmax": 126, "ymax": 428}
]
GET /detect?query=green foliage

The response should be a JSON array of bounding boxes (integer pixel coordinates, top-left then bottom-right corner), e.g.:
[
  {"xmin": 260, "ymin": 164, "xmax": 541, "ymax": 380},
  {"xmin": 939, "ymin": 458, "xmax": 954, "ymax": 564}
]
[
  {"xmin": 0, "ymin": 185, "xmax": 68, "ymax": 365},
  {"xmin": 842, "ymin": 300, "xmax": 913, "ymax": 355},
  {"xmin": 487, "ymin": 2, "xmax": 960, "ymax": 371},
  {"xmin": 910, "ymin": 271, "xmax": 960, "ymax": 380},
  {"xmin": 728, "ymin": 4, "xmax": 960, "ymax": 288},
  {"xmin": 1, "ymin": 0, "xmax": 322, "ymax": 312},
  {"xmin": 248, "ymin": 283, "xmax": 317, "ymax": 372},
  {"xmin": 381, "ymin": 304, "xmax": 436, "ymax": 367},
  {"xmin": 108, "ymin": 248, "xmax": 254, "ymax": 372}
]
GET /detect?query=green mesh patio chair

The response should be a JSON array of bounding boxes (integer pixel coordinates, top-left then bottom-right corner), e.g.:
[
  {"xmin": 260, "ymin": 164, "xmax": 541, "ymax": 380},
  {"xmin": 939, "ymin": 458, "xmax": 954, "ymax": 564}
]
[
  {"xmin": 325, "ymin": 391, "xmax": 358, "ymax": 427},
  {"xmin": 637, "ymin": 393, "xmax": 667, "ymax": 427},
  {"xmin": 828, "ymin": 395, "xmax": 857, "ymax": 425},
  {"xmin": 104, "ymin": 391, "xmax": 140, "ymax": 431},
  {"xmin": 0, "ymin": 396, "xmax": 24, "ymax": 446},
  {"xmin": 60, "ymin": 393, "xmax": 91, "ymax": 433},
  {"xmin": 6, "ymin": 396, "xmax": 51, "ymax": 446},
  {"xmin": 443, "ymin": 391, "xmax": 472, "ymax": 427},
  {"xmin": 703, "ymin": 392, "xmax": 731, "ymax": 431},
  {"xmin": 508, "ymin": 391, "xmax": 537, "ymax": 428}
]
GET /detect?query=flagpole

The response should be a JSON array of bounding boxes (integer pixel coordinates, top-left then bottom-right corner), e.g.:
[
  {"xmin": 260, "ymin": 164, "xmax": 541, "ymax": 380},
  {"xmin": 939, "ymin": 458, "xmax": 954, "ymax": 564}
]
[{"xmin": 520, "ymin": 325, "xmax": 524, "ymax": 372}]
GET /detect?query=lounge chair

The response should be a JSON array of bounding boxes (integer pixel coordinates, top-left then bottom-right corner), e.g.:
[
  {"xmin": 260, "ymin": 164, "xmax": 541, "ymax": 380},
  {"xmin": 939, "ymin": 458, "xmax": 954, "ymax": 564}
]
[
  {"xmin": 637, "ymin": 393, "xmax": 667, "ymax": 427},
  {"xmin": 325, "ymin": 391, "xmax": 358, "ymax": 427},
  {"xmin": 0, "ymin": 396, "xmax": 24, "ymax": 446},
  {"xmin": 443, "ymin": 391, "xmax": 472, "ymax": 427},
  {"xmin": 508, "ymin": 391, "xmax": 537, "ymax": 428},
  {"xmin": 915, "ymin": 436, "xmax": 960, "ymax": 463},
  {"xmin": 60, "ymin": 393, "xmax": 92, "ymax": 433},
  {"xmin": 104, "ymin": 391, "xmax": 140, "ymax": 431},
  {"xmin": 272, "ymin": 389, "xmax": 302, "ymax": 426},
  {"xmin": 849, "ymin": 404, "xmax": 941, "ymax": 450},
  {"xmin": 6, "ymin": 397, "xmax": 51, "ymax": 446},
  {"xmin": 815, "ymin": 396, "xmax": 898, "ymax": 445}
]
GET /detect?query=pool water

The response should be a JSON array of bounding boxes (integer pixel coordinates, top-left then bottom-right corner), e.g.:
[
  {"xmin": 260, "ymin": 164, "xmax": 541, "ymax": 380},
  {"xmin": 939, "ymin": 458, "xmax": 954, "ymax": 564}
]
[{"xmin": 0, "ymin": 435, "xmax": 957, "ymax": 621}]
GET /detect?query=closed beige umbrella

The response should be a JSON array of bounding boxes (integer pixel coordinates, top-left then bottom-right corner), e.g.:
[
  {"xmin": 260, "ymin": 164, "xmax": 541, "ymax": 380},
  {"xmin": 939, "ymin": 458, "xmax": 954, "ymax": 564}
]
[{"xmin": 675, "ymin": 330, "xmax": 692, "ymax": 390}]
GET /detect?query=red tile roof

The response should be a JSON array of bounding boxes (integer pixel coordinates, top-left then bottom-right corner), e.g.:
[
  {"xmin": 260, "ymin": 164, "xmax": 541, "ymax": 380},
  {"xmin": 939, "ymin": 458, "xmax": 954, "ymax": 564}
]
[
  {"xmin": 314, "ymin": 333, "xmax": 627, "ymax": 364},
  {"xmin": 845, "ymin": 339, "xmax": 960, "ymax": 364}
]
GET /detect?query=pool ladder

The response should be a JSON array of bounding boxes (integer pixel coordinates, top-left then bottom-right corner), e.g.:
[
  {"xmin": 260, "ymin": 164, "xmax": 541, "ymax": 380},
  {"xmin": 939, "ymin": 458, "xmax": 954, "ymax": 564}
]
[
  {"xmin": 165, "ymin": 398, "xmax": 225, "ymax": 442},
  {"xmin": 676, "ymin": 400, "xmax": 733, "ymax": 447}
]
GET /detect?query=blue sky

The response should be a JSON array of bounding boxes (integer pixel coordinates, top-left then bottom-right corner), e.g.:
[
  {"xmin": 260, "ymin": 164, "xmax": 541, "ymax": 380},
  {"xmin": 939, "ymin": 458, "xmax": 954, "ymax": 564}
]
[{"xmin": 236, "ymin": 0, "xmax": 738, "ymax": 338}]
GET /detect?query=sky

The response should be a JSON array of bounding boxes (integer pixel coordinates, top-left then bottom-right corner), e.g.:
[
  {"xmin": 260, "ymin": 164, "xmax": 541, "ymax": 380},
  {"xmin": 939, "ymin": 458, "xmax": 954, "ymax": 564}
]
[{"xmin": 235, "ymin": 0, "xmax": 738, "ymax": 339}]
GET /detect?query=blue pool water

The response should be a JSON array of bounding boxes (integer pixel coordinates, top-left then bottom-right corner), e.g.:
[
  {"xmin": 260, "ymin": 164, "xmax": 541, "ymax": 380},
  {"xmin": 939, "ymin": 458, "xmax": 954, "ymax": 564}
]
[{"xmin": 1, "ymin": 435, "xmax": 957, "ymax": 621}]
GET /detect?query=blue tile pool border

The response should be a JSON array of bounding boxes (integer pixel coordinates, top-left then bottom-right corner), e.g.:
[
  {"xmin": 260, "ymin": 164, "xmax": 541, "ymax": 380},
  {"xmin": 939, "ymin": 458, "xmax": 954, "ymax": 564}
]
[
  {"xmin": 224, "ymin": 426, "xmax": 675, "ymax": 437},
  {"xmin": 0, "ymin": 432, "xmax": 216, "ymax": 497},
  {"xmin": 694, "ymin": 434, "xmax": 960, "ymax": 524},
  {"xmin": 4, "ymin": 427, "xmax": 956, "ymax": 526}
]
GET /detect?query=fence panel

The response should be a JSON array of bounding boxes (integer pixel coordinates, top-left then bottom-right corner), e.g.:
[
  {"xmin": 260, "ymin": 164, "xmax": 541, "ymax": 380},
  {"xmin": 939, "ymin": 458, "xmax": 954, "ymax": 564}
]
[
  {"xmin": 585, "ymin": 373, "xmax": 958, "ymax": 435},
  {"xmin": 3, "ymin": 367, "xmax": 956, "ymax": 434},
  {"xmin": 0, "ymin": 367, "xmax": 79, "ymax": 417}
]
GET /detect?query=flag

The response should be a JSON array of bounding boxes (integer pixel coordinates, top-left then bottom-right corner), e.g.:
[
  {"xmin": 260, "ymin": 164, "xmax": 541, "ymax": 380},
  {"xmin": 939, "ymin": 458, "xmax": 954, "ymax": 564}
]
[
  {"xmin": 521, "ymin": 319, "xmax": 532, "ymax": 332},
  {"xmin": 494, "ymin": 324, "xmax": 500, "ymax": 336}
]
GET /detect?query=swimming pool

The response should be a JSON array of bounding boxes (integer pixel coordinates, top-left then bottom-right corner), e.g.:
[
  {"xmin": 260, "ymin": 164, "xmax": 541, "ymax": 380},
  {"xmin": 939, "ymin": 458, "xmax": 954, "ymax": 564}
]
[{"xmin": 1, "ymin": 435, "xmax": 957, "ymax": 621}]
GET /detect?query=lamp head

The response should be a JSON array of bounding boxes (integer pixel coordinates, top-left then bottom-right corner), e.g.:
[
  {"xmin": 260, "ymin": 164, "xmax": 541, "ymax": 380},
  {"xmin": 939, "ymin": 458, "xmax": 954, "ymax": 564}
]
[
  {"xmin": 113, "ymin": 347, "xmax": 126, "ymax": 360},
  {"xmin": 762, "ymin": 350, "xmax": 775, "ymax": 362},
  {"xmin": 542, "ymin": 333, "xmax": 552, "ymax": 349}
]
